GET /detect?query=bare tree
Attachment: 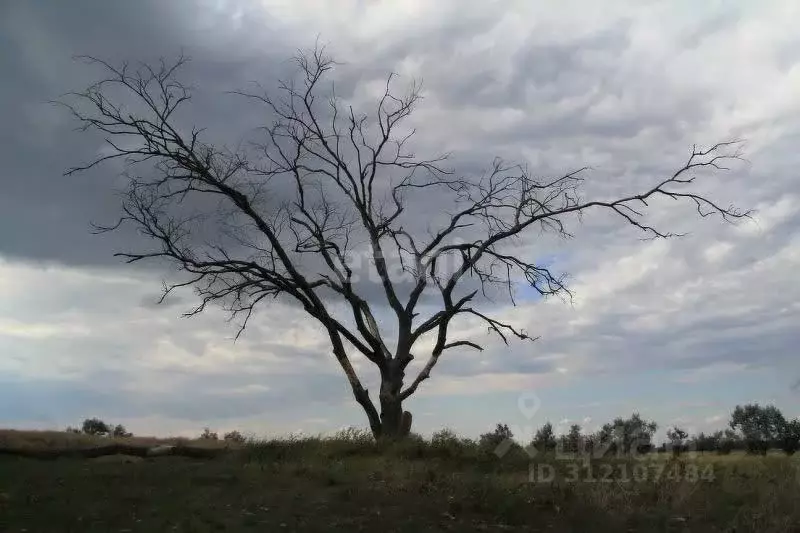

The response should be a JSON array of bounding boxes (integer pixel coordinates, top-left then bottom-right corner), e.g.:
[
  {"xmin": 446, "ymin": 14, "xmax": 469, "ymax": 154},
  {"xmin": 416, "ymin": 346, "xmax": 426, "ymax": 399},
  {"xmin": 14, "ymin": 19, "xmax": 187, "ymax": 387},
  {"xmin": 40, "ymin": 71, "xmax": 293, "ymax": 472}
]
[{"xmin": 62, "ymin": 46, "xmax": 749, "ymax": 439}]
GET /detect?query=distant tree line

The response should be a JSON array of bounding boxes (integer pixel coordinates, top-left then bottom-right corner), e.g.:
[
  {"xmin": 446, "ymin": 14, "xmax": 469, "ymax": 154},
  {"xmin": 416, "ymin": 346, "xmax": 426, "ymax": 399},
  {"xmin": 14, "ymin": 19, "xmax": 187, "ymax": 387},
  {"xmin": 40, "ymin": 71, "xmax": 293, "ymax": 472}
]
[
  {"xmin": 66, "ymin": 402, "xmax": 798, "ymax": 456},
  {"xmin": 199, "ymin": 428, "xmax": 247, "ymax": 444},
  {"xmin": 65, "ymin": 419, "xmax": 247, "ymax": 443},
  {"xmin": 658, "ymin": 404, "xmax": 800, "ymax": 455},
  {"xmin": 66, "ymin": 418, "xmax": 132, "ymax": 438},
  {"xmin": 478, "ymin": 403, "xmax": 800, "ymax": 457}
]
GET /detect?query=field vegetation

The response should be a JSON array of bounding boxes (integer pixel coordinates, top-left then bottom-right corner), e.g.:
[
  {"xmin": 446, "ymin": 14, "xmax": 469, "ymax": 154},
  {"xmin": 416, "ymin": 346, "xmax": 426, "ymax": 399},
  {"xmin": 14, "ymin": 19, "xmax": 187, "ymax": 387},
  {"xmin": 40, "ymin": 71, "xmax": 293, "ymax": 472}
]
[{"xmin": 2, "ymin": 403, "xmax": 798, "ymax": 532}]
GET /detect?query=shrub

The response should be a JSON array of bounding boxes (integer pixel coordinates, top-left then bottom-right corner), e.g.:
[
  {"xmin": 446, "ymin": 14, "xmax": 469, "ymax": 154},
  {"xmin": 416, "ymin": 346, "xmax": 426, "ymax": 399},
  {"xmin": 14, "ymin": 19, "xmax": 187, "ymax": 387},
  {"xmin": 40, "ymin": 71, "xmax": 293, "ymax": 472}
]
[
  {"xmin": 532, "ymin": 422, "xmax": 557, "ymax": 453},
  {"xmin": 67, "ymin": 418, "xmax": 132, "ymax": 438},
  {"xmin": 223, "ymin": 430, "xmax": 246, "ymax": 444},
  {"xmin": 200, "ymin": 428, "xmax": 219, "ymax": 440},
  {"xmin": 330, "ymin": 426, "xmax": 374, "ymax": 445},
  {"xmin": 111, "ymin": 424, "xmax": 132, "ymax": 438},
  {"xmin": 692, "ymin": 431, "xmax": 721, "ymax": 453},
  {"xmin": 430, "ymin": 428, "xmax": 474, "ymax": 458},
  {"xmin": 479, "ymin": 423, "xmax": 514, "ymax": 451},
  {"xmin": 597, "ymin": 413, "xmax": 658, "ymax": 456},
  {"xmin": 730, "ymin": 403, "xmax": 785, "ymax": 455},
  {"xmin": 431, "ymin": 428, "xmax": 460, "ymax": 447},
  {"xmin": 81, "ymin": 418, "xmax": 111, "ymax": 436},
  {"xmin": 667, "ymin": 426, "xmax": 688, "ymax": 455},
  {"xmin": 560, "ymin": 424, "xmax": 583, "ymax": 455},
  {"xmin": 717, "ymin": 429, "xmax": 740, "ymax": 455},
  {"xmin": 779, "ymin": 419, "xmax": 800, "ymax": 455},
  {"xmin": 318, "ymin": 427, "xmax": 375, "ymax": 457},
  {"xmin": 386, "ymin": 432, "xmax": 428, "ymax": 459}
]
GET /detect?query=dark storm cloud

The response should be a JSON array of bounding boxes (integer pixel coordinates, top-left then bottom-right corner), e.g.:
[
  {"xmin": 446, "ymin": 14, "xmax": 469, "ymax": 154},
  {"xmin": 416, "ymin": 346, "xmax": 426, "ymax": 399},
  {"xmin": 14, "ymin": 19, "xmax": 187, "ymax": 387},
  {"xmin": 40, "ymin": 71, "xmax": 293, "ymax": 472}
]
[
  {"xmin": 0, "ymin": 0, "xmax": 675, "ymax": 281},
  {"xmin": 0, "ymin": 0, "xmax": 295, "ymax": 266},
  {"xmin": 0, "ymin": 0, "xmax": 536, "ymax": 310}
]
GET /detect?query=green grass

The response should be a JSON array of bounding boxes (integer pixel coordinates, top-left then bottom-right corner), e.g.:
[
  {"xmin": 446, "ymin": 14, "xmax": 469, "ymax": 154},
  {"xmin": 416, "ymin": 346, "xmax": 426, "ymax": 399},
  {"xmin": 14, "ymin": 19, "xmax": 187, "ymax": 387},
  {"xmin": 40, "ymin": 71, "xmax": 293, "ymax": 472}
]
[{"xmin": 1, "ymin": 430, "xmax": 799, "ymax": 532}]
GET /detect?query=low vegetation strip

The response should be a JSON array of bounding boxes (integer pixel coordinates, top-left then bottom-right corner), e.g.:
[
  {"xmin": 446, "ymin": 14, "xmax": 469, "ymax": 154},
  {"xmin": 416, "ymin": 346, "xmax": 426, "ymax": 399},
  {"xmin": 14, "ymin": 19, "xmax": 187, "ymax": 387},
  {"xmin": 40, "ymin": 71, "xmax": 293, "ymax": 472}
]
[
  {"xmin": 2, "ymin": 403, "xmax": 799, "ymax": 530},
  {"xmin": 0, "ymin": 441, "xmax": 230, "ymax": 460},
  {"xmin": 1, "ymin": 434, "xmax": 799, "ymax": 532}
]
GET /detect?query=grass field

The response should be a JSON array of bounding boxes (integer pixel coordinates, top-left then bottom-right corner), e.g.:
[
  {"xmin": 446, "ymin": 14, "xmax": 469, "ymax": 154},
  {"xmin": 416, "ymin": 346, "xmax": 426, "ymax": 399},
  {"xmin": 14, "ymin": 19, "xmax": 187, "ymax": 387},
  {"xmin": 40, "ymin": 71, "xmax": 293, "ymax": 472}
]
[{"xmin": 1, "ymin": 429, "xmax": 799, "ymax": 532}]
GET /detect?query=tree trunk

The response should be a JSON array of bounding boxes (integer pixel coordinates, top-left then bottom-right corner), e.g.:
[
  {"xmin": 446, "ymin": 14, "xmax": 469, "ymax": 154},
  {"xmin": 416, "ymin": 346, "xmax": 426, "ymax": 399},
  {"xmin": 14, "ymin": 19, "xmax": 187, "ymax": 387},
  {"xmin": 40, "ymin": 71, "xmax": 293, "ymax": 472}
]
[
  {"xmin": 375, "ymin": 363, "xmax": 412, "ymax": 440},
  {"xmin": 377, "ymin": 399, "xmax": 413, "ymax": 439},
  {"xmin": 380, "ymin": 397, "xmax": 404, "ymax": 438}
]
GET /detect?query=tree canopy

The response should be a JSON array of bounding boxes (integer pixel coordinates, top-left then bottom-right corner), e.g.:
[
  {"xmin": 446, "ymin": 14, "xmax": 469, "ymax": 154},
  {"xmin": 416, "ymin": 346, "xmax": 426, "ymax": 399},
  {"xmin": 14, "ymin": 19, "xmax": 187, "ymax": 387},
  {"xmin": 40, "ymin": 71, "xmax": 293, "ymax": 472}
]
[{"xmin": 63, "ymin": 46, "xmax": 749, "ymax": 438}]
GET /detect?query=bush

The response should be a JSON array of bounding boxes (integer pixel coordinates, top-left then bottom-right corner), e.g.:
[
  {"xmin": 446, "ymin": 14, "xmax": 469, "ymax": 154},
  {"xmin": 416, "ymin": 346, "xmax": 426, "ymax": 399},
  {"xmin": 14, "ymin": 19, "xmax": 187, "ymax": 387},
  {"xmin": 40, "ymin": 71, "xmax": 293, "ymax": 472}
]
[
  {"xmin": 223, "ymin": 430, "xmax": 246, "ymax": 444},
  {"xmin": 81, "ymin": 418, "xmax": 111, "ymax": 436},
  {"xmin": 431, "ymin": 428, "xmax": 460, "ymax": 447},
  {"xmin": 66, "ymin": 418, "xmax": 132, "ymax": 438},
  {"xmin": 330, "ymin": 426, "xmax": 374, "ymax": 445},
  {"xmin": 315, "ymin": 427, "xmax": 375, "ymax": 457},
  {"xmin": 430, "ymin": 428, "xmax": 474, "ymax": 457},
  {"xmin": 200, "ymin": 428, "xmax": 219, "ymax": 440},
  {"xmin": 385, "ymin": 432, "xmax": 428, "ymax": 459},
  {"xmin": 532, "ymin": 422, "xmax": 557, "ymax": 453},
  {"xmin": 111, "ymin": 424, "xmax": 132, "ymax": 438},
  {"xmin": 597, "ymin": 413, "xmax": 658, "ymax": 456},
  {"xmin": 717, "ymin": 430, "xmax": 740, "ymax": 455},
  {"xmin": 667, "ymin": 426, "xmax": 688, "ymax": 455},
  {"xmin": 745, "ymin": 438, "xmax": 769, "ymax": 455},
  {"xmin": 559, "ymin": 424, "xmax": 583, "ymax": 455},
  {"xmin": 479, "ymin": 423, "xmax": 514, "ymax": 451},
  {"xmin": 779, "ymin": 419, "xmax": 800, "ymax": 455},
  {"xmin": 692, "ymin": 431, "xmax": 721, "ymax": 453},
  {"xmin": 730, "ymin": 403, "xmax": 785, "ymax": 454}
]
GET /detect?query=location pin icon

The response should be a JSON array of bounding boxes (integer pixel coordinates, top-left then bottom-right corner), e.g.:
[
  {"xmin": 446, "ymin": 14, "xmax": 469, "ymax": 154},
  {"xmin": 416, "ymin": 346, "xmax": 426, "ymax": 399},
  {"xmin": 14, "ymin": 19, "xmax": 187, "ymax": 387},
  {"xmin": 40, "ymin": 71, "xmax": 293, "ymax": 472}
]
[{"xmin": 518, "ymin": 391, "xmax": 541, "ymax": 420}]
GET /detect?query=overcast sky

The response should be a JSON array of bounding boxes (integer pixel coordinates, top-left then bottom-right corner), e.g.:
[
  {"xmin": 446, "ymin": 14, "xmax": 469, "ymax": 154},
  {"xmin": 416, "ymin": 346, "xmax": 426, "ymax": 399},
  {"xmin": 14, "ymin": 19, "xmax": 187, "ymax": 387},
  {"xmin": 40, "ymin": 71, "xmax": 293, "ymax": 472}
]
[{"xmin": 1, "ymin": 0, "xmax": 799, "ymax": 441}]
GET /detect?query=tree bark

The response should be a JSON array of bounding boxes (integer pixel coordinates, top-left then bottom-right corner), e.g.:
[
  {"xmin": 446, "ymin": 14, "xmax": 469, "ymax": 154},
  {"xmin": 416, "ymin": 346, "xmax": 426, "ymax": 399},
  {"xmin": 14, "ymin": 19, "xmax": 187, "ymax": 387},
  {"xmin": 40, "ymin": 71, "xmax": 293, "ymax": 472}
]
[
  {"xmin": 400, "ymin": 411, "xmax": 413, "ymax": 436},
  {"xmin": 380, "ymin": 396, "xmax": 404, "ymax": 438},
  {"xmin": 375, "ymin": 361, "xmax": 412, "ymax": 439},
  {"xmin": 377, "ymin": 400, "xmax": 412, "ymax": 439}
]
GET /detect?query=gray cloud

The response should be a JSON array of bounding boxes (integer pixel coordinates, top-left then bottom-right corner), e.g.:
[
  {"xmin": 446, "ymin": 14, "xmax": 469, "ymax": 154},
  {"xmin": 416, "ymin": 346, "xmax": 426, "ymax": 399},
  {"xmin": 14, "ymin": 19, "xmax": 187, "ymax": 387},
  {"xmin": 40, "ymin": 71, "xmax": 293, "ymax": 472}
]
[{"xmin": 0, "ymin": 0, "xmax": 294, "ymax": 266}]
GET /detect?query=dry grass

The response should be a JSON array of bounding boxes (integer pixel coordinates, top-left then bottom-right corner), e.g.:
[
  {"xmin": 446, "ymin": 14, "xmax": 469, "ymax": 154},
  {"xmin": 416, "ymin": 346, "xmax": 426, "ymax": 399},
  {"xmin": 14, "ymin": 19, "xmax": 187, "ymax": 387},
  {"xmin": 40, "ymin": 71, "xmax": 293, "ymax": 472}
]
[
  {"xmin": 0, "ymin": 428, "xmax": 234, "ymax": 450},
  {"xmin": 1, "ymin": 429, "xmax": 799, "ymax": 532}
]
